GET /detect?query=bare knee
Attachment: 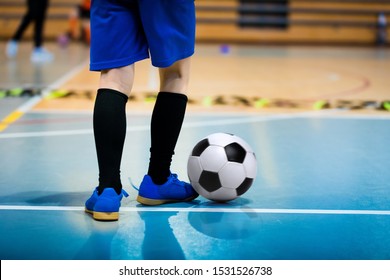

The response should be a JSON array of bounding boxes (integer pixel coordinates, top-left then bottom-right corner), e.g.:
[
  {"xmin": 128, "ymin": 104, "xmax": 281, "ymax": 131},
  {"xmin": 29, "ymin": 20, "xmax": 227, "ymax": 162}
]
[
  {"xmin": 159, "ymin": 57, "xmax": 191, "ymax": 94},
  {"xmin": 99, "ymin": 65, "xmax": 134, "ymax": 96}
]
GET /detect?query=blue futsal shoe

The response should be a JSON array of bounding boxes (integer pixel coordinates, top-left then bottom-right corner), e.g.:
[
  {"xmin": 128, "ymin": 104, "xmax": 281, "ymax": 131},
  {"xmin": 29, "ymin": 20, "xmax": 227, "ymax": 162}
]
[
  {"xmin": 136, "ymin": 174, "xmax": 198, "ymax": 206},
  {"xmin": 85, "ymin": 187, "xmax": 128, "ymax": 221}
]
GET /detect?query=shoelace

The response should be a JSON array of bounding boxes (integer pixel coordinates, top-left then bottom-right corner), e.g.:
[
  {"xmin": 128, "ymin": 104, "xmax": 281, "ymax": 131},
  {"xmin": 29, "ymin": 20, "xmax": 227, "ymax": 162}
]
[
  {"xmin": 128, "ymin": 173, "xmax": 179, "ymax": 191},
  {"xmin": 122, "ymin": 189, "xmax": 129, "ymax": 197},
  {"xmin": 128, "ymin": 177, "xmax": 139, "ymax": 191}
]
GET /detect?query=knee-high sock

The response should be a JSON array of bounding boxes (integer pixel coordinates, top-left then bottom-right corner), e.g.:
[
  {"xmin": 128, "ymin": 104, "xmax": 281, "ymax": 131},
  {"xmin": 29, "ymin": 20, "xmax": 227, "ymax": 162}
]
[
  {"xmin": 93, "ymin": 88, "xmax": 128, "ymax": 194},
  {"xmin": 148, "ymin": 92, "xmax": 188, "ymax": 184}
]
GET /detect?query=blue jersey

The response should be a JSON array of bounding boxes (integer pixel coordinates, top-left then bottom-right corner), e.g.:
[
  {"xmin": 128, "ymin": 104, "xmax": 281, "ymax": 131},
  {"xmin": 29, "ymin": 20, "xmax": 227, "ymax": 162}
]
[{"xmin": 90, "ymin": 0, "xmax": 196, "ymax": 71}]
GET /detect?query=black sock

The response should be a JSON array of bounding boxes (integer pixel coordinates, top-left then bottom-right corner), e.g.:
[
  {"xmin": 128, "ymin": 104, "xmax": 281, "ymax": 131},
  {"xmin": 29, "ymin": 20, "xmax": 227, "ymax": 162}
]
[
  {"xmin": 148, "ymin": 92, "xmax": 188, "ymax": 185},
  {"xmin": 93, "ymin": 88, "xmax": 128, "ymax": 194}
]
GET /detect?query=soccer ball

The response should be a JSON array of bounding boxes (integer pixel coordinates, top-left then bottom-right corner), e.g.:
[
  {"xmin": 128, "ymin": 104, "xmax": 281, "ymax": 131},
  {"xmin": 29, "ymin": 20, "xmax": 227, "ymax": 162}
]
[{"xmin": 187, "ymin": 133, "xmax": 257, "ymax": 202}]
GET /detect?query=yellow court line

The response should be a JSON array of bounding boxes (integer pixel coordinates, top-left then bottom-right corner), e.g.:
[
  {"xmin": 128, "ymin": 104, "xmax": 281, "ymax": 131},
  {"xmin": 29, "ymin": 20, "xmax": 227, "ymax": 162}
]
[
  {"xmin": 0, "ymin": 60, "xmax": 89, "ymax": 133},
  {"xmin": 0, "ymin": 111, "xmax": 24, "ymax": 132},
  {"xmin": 0, "ymin": 96, "xmax": 43, "ymax": 133}
]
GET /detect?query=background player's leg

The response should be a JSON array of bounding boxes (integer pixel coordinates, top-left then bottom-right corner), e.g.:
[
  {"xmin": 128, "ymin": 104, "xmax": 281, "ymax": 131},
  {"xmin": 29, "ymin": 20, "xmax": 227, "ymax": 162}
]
[
  {"xmin": 6, "ymin": 0, "xmax": 34, "ymax": 57},
  {"xmin": 11, "ymin": 0, "xmax": 34, "ymax": 42},
  {"xmin": 94, "ymin": 65, "xmax": 134, "ymax": 194},
  {"xmin": 147, "ymin": 58, "xmax": 191, "ymax": 184},
  {"xmin": 29, "ymin": 0, "xmax": 53, "ymax": 62},
  {"xmin": 32, "ymin": 0, "xmax": 49, "ymax": 48}
]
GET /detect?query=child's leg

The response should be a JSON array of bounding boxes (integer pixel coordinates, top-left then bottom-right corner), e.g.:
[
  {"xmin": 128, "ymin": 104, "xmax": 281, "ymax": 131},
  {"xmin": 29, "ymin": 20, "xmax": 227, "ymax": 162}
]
[
  {"xmin": 94, "ymin": 65, "xmax": 134, "ymax": 194},
  {"xmin": 137, "ymin": 57, "xmax": 198, "ymax": 205},
  {"xmin": 147, "ymin": 58, "xmax": 191, "ymax": 184}
]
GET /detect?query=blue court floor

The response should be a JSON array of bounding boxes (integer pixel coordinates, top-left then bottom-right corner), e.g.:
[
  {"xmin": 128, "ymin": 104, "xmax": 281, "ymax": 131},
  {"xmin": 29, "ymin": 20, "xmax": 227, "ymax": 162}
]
[
  {"xmin": 0, "ymin": 42, "xmax": 390, "ymax": 260},
  {"xmin": 0, "ymin": 110, "xmax": 389, "ymax": 260}
]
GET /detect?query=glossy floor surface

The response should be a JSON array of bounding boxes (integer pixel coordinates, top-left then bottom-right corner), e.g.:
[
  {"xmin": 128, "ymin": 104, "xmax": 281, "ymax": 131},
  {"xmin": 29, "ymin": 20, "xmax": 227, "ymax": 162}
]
[{"xmin": 0, "ymin": 42, "xmax": 389, "ymax": 260}]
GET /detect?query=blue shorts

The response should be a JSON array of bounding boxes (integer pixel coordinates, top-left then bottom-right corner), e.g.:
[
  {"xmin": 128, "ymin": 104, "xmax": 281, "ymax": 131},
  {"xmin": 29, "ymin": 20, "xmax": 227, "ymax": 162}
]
[{"xmin": 89, "ymin": 0, "xmax": 195, "ymax": 71}]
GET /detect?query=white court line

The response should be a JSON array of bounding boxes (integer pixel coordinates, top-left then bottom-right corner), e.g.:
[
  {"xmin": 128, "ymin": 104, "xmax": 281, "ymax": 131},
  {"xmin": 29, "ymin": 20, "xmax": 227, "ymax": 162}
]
[
  {"xmin": 2, "ymin": 109, "xmax": 390, "ymax": 140},
  {"xmin": 0, "ymin": 205, "xmax": 389, "ymax": 215},
  {"xmin": 308, "ymin": 113, "xmax": 390, "ymax": 120},
  {"xmin": 0, "ymin": 60, "xmax": 89, "ymax": 133},
  {"xmin": 0, "ymin": 111, "xmax": 327, "ymax": 139}
]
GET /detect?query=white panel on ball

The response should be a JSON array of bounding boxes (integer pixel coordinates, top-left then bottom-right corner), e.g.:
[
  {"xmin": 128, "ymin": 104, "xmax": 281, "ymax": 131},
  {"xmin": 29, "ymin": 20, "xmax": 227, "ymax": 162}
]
[
  {"xmin": 199, "ymin": 145, "xmax": 227, "ymax": 172},
  {"xmin": 207, "ymin": 133, "xmax": 235, "ymax": 147},
  {"xmin": 243, "ymin": 153, "xmax": 257, "ymax": 178},
  {"xmin": 187, "ymin": 156, "xmax": 203, "ymax": 182},
  {"xmin": 219, "ymin": 162, "xmax": 246, "ymax": 189},
  {"xmin": 192, "ymin": 182, "xmax": 212, "ymax": 200},
  {"xmin": 210, "ymin": 187, "xmax": 237, "ymax": 202}
]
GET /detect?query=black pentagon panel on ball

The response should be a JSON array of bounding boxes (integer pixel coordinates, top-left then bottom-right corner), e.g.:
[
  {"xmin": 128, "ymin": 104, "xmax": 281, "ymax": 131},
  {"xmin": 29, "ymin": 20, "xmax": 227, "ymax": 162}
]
[
  {"xmin": 236, "ymin": 178, "xmax": 253, "ymax": 196},
  {"xmin": 191, "ymin": 138, "xmax": 210, "ymax": 156},
  {"xmin": 199, "ymin": 171, "xmax": 222, "ymax": 192},
  {"xmin": 224, "ymin": 142, "xmax": 247, "ymax": 163}
]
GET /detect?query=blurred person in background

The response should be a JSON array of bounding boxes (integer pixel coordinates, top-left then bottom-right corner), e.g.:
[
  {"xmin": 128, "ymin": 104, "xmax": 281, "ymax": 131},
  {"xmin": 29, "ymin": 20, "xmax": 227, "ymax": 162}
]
[{"xmin": 6, "ymin": 0, "xmax": 53, "ymax": 63}]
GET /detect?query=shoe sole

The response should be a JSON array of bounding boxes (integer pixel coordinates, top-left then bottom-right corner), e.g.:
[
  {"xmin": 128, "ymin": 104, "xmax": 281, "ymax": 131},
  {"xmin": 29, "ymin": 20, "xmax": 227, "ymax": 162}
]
[
  {"xmin": 136, "ymin": 194, "xmax": 199, "ymax": 206},
  {"xmin": 85, "ymin": 208, "xmax": 119, "ymax": 221}
]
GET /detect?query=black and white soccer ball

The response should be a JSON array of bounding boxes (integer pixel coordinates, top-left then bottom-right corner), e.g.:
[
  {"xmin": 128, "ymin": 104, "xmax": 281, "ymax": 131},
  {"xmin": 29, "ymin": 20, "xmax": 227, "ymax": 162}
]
[{"xmin": 187, "ymin": 133, "xmax": 257, "ymax": 202}]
